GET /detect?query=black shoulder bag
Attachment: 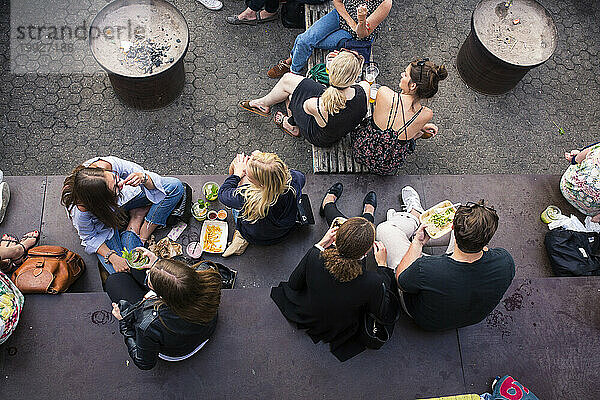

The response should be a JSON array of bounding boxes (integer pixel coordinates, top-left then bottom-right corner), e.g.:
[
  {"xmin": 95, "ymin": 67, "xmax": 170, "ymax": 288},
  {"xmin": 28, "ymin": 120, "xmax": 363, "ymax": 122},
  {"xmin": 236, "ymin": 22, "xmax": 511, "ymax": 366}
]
[
  {"xmin": 361, "ymin": 281, "xmax": 401, "ymax": 349},
  {"xmin": 296, "ymin": 193, "xmax": 315, "ymax": 226},
  {"xmin": 192, "ymin": 260, "xmax": 237, "ymax": 289}
]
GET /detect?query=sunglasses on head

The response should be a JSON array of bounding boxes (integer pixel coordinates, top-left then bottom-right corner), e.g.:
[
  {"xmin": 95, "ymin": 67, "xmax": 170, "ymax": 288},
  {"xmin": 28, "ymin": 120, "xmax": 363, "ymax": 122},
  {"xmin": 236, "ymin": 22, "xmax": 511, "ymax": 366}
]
[
  {"xmin": 415, "ymin": 57, "xmax": 430, "ymax": 83},
  {"xmin": 464, "ymin": 201, "xmax": 497, "ymax": 214},
  {"xmin": 340, "ymin": 48, "xmax": 365, "ymax": 63}
]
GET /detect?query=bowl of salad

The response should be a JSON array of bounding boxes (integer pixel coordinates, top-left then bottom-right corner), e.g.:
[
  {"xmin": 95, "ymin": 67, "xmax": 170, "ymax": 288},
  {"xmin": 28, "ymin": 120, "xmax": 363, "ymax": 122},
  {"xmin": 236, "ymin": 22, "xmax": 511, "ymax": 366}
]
[
  {"xmin": 121, "ymin": 248, "xmax": 150, "ymax": 269},
  {"xmin": 203, "ymin": 182, "xmax": 219, "ymax": 202},
  {"xmin": 192, "ymin": 198, "xmax": 209, "ymax": 221}
]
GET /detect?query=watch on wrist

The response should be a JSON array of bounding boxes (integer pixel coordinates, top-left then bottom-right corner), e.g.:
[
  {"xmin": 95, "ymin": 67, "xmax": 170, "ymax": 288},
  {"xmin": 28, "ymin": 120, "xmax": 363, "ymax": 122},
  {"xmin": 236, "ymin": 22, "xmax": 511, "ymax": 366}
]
[{"xmin": 142, "ymin": 173, "xmax": 148, "ymax": 184}]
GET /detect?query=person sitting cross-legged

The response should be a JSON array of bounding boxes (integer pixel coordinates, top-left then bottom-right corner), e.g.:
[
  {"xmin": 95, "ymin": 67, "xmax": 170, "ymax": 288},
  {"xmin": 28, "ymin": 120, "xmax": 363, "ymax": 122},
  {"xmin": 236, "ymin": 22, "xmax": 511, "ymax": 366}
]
[{"xmin": 376, "ymin": 186, "xmax": 515, "ymax": 331}]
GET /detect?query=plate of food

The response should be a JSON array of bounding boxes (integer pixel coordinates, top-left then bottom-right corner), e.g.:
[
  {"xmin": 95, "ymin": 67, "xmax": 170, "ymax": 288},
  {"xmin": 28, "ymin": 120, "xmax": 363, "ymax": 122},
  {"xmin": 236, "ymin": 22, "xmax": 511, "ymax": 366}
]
[
  {"xmin": 200, "ymin": 220, "xmax": 228, "ymax": 253},
  {"xmin": 420, "ymin": 200, "xmax": 457, "ymax": 239}
]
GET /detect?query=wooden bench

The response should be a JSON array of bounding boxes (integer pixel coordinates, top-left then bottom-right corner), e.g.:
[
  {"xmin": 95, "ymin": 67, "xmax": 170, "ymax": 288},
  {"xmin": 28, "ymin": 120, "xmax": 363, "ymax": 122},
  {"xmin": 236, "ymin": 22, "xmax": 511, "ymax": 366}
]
[{"xmin": 305, "ymin": 2, "xmax": 366, "ymax": 173}]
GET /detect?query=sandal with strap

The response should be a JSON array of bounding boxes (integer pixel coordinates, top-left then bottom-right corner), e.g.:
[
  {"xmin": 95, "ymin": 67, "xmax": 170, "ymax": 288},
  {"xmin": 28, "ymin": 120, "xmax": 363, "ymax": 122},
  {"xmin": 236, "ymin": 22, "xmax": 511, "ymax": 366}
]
[
  {"xmin": 239, "ymin": 100, "xmax": 271, "ymax": 117},
  {"xmin": 12, "ymin": 230, "xmax": 40, "ymax": 267},
  {"xmin": 1, "ymin": 233, "xmax": 18, "ymax": 247},
  {"xmin": 225, "ymin": 14, "xmax": 258, "ymax": 25},
  {"xmin": 273, "ymin": 112, "xmax": 300, "ymax": 137}
]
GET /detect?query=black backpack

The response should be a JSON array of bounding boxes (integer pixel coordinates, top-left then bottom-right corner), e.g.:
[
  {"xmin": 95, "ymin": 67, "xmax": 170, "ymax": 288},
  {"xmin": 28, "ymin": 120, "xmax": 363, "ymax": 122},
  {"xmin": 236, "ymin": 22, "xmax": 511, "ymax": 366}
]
[{"xmin": 544, "ymin": 228, "xmax": 600, "ymax": 276}]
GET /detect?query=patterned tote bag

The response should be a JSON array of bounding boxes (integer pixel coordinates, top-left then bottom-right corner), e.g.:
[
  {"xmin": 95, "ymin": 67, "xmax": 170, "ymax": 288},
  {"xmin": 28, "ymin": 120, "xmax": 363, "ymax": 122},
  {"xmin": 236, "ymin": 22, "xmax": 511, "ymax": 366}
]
[{"xmin": 0, "ymin": 270, "xmax": 24, "ymax": 344}]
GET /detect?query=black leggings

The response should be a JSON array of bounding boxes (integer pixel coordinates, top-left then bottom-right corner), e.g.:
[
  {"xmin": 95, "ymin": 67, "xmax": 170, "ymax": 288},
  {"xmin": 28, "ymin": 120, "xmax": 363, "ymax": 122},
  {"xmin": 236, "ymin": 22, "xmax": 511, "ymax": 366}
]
[
  {"xmin": 246, "ymin": 0, "xmax": 279, "ymax": 13},
  {"xmin": 323, "ymin": 203, "xmax": 374, "ymax": 226},
  {"xmin": 105, "ymin": 268, "xmax": 149, "ymax": 304}
]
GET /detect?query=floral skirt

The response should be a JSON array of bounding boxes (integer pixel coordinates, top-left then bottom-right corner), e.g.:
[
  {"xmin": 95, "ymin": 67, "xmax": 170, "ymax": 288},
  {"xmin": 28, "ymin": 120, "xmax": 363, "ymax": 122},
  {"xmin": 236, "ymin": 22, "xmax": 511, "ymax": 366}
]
[
  {"xmin": 351, "ymin": 119, "xmax": 415, "ymax": 175},
  {"xmin": 0, "ymin": 270, "xmax": 24, "ymax": 344}
]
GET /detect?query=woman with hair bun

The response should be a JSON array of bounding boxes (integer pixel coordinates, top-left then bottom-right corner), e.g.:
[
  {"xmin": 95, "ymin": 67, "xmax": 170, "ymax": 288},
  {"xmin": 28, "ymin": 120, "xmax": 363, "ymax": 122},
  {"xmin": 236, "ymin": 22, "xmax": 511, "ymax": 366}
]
[
  {"xmin": 352, "ymin": 58, "xmax": 448, "ymax": 175},
  {"xmin": 240, "ymin": 49, "xmax": 370, "ymax": 147},
  {"xmin": 218, "ymin": 151, "xmax": 305, "ymax": 257},
  {"xmin": 107, "ymin": 254, "xmax": 222, "ymax": 370},
  {"xmin": 271, "ymin": 182, "xmax": 395, "ymax": 362}
]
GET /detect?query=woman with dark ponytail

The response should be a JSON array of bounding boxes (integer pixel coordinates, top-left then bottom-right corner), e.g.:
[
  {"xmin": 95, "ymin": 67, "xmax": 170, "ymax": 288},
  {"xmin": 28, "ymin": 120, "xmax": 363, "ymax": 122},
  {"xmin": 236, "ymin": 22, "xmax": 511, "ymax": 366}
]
[
  {"xmin": 271, "ymin": 182, "xmax": 394, "ymax": 362},
  {"xmin": 352, "ymin": 58, "xmax": 448, "ymax": 175}
]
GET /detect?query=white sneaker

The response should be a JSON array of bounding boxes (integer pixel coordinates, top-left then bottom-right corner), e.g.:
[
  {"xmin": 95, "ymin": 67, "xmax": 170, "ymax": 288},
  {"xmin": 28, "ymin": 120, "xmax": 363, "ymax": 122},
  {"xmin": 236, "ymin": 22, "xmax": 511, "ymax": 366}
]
[
  {"xmin": 401, "ymin": 186, "xmax": 424, "ymax": 214},
  {"xmin": 0, "ymin": 182, "xmax": 10, "ymax": 224},
  {"xmin": 197, "ymin": 0, "xmax": 223, "ymax": 10}
]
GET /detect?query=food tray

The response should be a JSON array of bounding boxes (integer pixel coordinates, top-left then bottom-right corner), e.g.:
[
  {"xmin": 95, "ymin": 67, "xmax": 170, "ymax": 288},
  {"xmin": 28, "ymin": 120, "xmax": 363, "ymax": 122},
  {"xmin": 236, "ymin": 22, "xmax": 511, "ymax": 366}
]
[
  {"xmin": 420, "ymin": 200, "xmax": 456, "ymax": 239},
  {"xmin": 200, "ymin": 220, "xmax": 228, "ymax": 253}
]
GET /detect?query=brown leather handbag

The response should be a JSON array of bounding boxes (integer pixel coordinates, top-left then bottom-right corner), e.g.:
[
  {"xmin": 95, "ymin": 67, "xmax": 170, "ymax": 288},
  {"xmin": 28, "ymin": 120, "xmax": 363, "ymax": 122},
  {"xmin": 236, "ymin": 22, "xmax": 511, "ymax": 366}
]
[{"xmin": 11, "ymin": 246, "xmax": 85, "ymax": 294}]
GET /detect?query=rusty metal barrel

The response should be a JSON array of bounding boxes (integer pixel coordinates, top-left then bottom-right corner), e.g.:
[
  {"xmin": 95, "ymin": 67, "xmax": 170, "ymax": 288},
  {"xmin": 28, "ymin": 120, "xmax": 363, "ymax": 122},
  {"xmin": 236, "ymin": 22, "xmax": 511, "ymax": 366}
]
[
  {"xmin": 457, "ymin": 0, "xmax": 557, "ymax": 95},
  {"xmin": 89, "ymin": 0, "xmax": 189, "ymax": 109}
]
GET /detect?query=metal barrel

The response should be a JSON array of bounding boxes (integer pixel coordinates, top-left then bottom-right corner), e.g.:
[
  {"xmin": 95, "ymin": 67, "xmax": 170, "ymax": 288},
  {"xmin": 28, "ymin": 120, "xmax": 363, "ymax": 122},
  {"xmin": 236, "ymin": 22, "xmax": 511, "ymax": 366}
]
[
  {"xmin": 107, "ymin": 56, "xmax": 185, "ymax": 109},
  {"xmin": 89, "ymin": 0, "xmax": 189, "ymax": 110},
  {"xmin": 457, "ymin": 25, "xmax": 530, "ymax": 95},
  {"xmin": 456, "ymin": 0, "xmax": 557, "ymax": 96}
]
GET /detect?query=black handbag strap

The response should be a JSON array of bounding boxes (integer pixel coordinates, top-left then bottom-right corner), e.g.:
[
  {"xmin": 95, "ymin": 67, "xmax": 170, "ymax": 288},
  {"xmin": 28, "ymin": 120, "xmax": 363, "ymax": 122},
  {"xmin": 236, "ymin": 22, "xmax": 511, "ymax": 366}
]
[{"xmin": 370, "ymin": 282, "xmax": 401, "ymax": 325}]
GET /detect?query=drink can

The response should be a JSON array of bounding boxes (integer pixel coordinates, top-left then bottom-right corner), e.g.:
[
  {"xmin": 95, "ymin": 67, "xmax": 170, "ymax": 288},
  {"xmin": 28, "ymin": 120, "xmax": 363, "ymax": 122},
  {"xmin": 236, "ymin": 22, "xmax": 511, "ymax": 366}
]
[{"xmin": 540, "ymin": 205, "xmax": 562, "ymax": 224}]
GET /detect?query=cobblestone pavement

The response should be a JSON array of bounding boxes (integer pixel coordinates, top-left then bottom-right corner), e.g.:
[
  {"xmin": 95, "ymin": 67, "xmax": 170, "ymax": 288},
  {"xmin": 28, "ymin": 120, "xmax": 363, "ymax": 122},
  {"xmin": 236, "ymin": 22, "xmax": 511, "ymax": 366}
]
[{"xmin": 0, "ymin": 0, "xmax": 598, "ymax": 176}]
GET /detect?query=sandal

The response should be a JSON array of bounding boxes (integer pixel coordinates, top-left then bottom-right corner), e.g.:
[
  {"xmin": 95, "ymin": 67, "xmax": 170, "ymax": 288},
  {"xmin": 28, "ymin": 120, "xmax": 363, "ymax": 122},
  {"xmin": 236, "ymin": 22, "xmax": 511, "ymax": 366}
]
[
  {"xmin": 1, "ymin": 233, "xmax": 18, "ymax": 247},
  {"xmin": 225, "ymin": 15, "xmax": 258, "ymax": 25},
  {"xmin": 239, "ymin": 100, "xmax": 271, "ymax": 117},
  {"xmin": 273, "ymin": 112, "xmax": 300, "ymax": 137},
  {"xmin": 12, "ymin": 230, "xmax": 40, "ymax": 267}
]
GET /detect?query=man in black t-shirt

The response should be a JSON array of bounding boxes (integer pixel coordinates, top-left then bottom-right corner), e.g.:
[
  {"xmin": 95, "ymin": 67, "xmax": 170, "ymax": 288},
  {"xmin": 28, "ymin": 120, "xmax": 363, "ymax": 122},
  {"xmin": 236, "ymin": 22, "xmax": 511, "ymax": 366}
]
[{"xmin": 377, "ymin": 186, "xmax": 515, "ymax": 331}]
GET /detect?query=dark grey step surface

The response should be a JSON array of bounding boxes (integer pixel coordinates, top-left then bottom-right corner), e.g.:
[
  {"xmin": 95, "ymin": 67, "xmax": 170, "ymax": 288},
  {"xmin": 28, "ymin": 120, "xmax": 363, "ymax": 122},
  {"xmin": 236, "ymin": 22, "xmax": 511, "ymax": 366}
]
[
  {"xmin": 41, "ymin": 176, "xmax": 104, "ymax": 293},
  {"xmin": 0, "ymin": 176, "xmax": 45, "ymax": 245},
  {"xmin": 458, "ymin": 276, "xmax": 600, "ymax": 399},
  {"xmin": 2, "ymin": 277, "xmax": 599, "ymax": 399},
  {"xmin": 1, "ymin": 174, "xmax": 582, "ymax": 291},
  {"xmin": 0, "ymin": 289, "xmax": 463, "ymax": 399}
]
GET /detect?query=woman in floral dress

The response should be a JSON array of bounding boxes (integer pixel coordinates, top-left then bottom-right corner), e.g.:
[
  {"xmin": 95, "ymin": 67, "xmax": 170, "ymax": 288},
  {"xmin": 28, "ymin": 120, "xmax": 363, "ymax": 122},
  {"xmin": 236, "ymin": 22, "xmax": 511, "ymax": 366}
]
[{"xmin": 561, "ymin": 142, "xmax": 600, "ymax": 221}]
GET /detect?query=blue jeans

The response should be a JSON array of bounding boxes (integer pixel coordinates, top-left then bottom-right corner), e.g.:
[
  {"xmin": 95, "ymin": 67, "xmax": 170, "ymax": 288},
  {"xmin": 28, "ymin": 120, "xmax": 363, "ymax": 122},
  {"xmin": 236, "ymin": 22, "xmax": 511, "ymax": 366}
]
[
  {"xmin": 98, "ymin": 230, "xmax": 144, "ymax": 274},
  {"xmin": 290, "ymin": 9, "xmax": 353, "ymax": 74},
  {"xmin": 98, "ymin": 177, "xmax": 184, "ymax": 274}
]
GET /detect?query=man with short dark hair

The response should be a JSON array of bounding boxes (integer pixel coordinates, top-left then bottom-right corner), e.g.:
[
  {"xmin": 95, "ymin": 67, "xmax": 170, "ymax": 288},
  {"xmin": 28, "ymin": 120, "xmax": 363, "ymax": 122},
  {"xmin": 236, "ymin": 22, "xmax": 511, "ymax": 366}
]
[{"xmin": 376, "ymin": 186, "xmax": 515, "ymax": 331}]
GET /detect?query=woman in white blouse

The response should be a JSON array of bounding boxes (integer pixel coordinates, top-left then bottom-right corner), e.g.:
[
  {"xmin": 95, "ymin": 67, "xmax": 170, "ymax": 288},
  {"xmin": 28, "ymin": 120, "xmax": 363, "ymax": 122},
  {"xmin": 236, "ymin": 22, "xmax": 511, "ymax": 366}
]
[{"xmin": 61, "ymin": 157, "xmax": 183, "ymax": 274}]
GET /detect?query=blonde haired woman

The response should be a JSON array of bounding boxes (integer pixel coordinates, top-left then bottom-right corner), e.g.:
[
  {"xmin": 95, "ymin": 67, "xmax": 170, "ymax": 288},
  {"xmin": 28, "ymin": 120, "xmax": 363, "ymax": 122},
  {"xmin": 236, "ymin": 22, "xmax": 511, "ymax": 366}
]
[
  {"xmin": 240, "ymin": 49, "xmax": 369, "ymax": 147},
  {"xmin": 218, "ymin": 151, "xmax": 306, "ymax": 256}
]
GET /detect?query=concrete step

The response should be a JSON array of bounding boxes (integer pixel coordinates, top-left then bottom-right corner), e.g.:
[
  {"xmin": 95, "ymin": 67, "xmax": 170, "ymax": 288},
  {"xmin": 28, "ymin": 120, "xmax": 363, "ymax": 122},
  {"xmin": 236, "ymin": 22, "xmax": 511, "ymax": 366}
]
[
  {"xmin": 1, "ymin": 277, "xmax": 598, "ymax": 398},
  {"xmin": 0, "ymin": 174, "xmax": 582, "ymax": 293}
]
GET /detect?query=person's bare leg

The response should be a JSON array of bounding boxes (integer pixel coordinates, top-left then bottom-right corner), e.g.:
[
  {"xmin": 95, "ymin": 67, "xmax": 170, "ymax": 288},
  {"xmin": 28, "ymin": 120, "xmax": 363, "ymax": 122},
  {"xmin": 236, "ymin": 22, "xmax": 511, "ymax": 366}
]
[
  {"xmin": 0, "ymin": 231, "xmax": 39, "ymax": 261},
  {"xmin": 139, "ymin": 221, "xmax": 159, "ymax": 244},
  {"xmin": 282, "ymin": 116, "xmax": 300, "ymax": 136},
  {"xmin": 322, "ymin": 193, "xmax": 337, "ymax": 208},
  {"xmin": 237, "ymin": 7, "xmax": 276, "ymax": 20},
  {"xmin": 250, "ymin": 73, "xmax": 304, "ymax": 110},
  {"xmin": 259, "ymin": 9, "xmax": 277, "ymax": 18},
  {"xmin": 127, "ymin": 206, "xmax": 150, "ymax": 236}
]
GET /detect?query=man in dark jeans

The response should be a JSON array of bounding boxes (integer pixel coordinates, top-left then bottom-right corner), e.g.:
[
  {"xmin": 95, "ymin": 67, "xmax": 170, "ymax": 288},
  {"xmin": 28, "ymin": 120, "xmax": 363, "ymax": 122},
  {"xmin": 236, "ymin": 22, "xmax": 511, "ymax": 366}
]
[
  {"xmin": 226, "ymin": 0, "xmax": 280, "ymax": 25},
  {"xmin": 380, "ymin": 186, "xmax": 515, "ymax": 331}
]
